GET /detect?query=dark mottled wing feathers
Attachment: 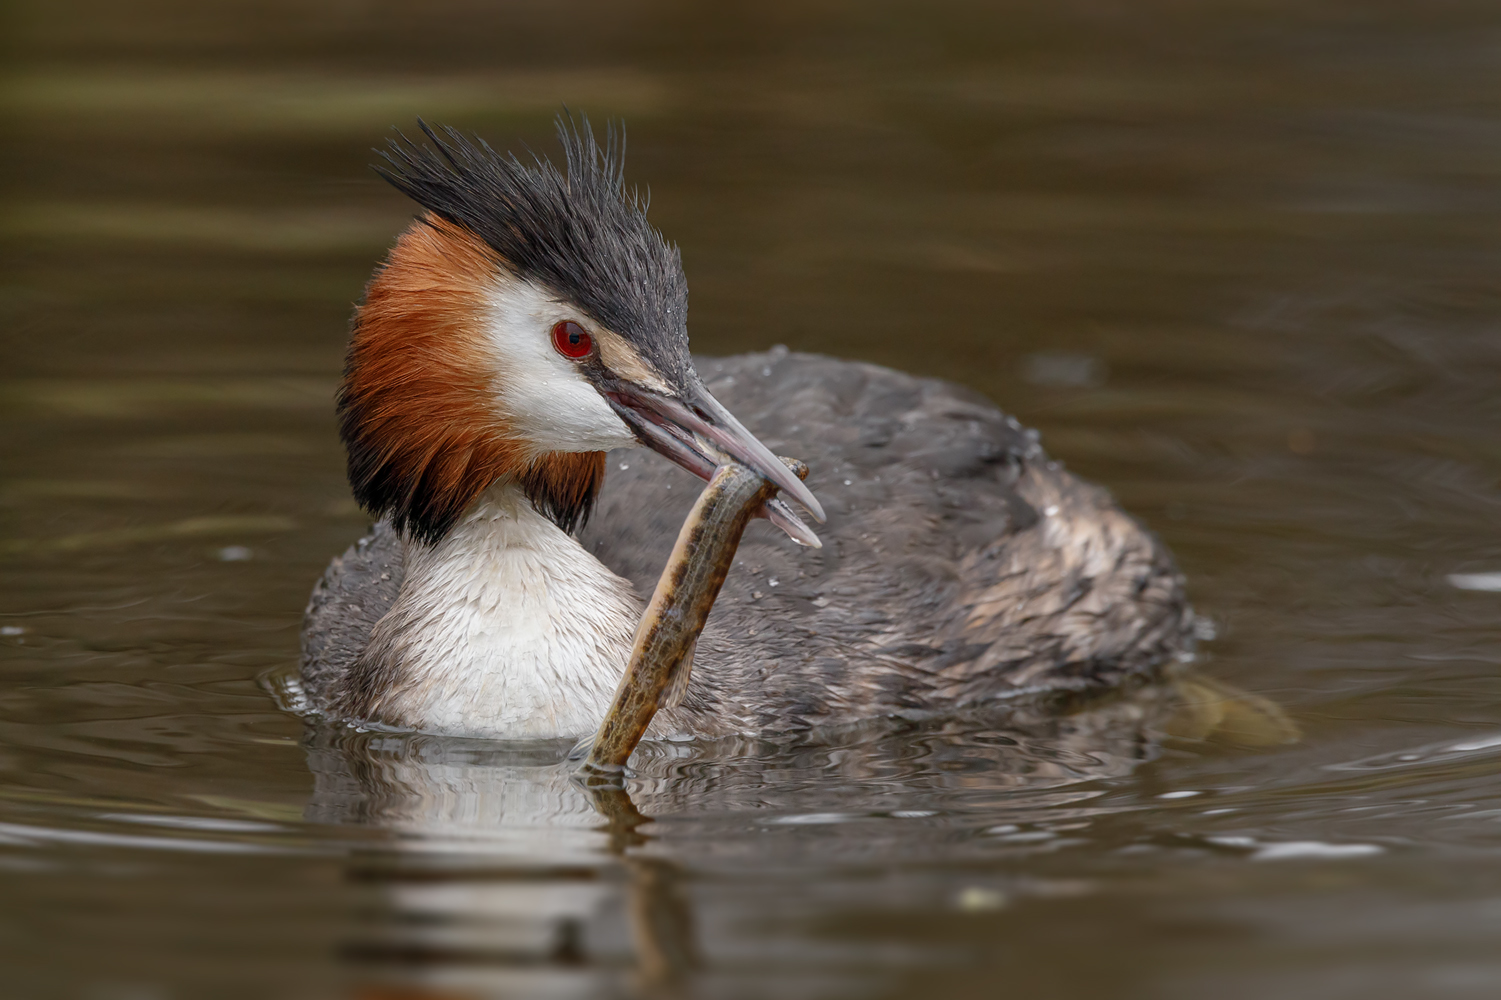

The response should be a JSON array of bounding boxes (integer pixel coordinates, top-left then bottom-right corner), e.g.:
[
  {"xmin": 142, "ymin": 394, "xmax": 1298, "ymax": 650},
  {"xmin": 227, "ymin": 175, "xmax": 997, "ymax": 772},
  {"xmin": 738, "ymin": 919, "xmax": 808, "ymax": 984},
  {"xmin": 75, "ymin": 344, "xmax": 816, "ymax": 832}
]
[
  {"xmin": 300, "ymin": 522, "xmax": 405, "ymax": 706},
  {"xmin": 581, "ymin": 351, "xmax": 1192, "ymax": 735}
]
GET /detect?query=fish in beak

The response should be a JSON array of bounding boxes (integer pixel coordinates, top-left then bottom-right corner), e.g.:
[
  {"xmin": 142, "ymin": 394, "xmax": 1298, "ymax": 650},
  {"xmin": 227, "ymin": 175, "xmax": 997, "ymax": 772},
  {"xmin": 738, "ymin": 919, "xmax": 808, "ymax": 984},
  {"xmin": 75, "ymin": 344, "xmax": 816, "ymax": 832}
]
[{"xmin": 603, "ymin": 377, "xmax": 825, "ymax": 548}]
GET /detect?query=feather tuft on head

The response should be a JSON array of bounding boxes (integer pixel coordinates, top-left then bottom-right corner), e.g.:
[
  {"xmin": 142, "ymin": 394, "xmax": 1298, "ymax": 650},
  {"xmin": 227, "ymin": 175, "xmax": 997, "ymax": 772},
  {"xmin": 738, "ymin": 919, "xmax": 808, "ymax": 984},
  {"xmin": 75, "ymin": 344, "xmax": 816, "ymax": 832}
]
[{"xmin": 375, "ymin": 115, "xmax": 691, "ymax": 387}]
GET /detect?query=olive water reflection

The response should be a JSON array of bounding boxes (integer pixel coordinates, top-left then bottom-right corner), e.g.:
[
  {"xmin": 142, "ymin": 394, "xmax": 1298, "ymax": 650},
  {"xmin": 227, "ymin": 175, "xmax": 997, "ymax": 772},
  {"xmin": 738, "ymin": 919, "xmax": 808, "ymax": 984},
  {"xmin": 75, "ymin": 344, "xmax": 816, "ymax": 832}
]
[{"xmin": 9, "ymin": 0, "xmax": 1501, "ymax": 997}]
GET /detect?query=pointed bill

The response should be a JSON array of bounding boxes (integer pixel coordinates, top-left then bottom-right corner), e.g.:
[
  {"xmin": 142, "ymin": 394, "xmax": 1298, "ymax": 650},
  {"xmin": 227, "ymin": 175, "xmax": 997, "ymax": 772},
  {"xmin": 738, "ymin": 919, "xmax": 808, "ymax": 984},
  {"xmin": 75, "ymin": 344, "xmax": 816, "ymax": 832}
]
[{"xmin": 603, "ymin": 380, "xmax": 825, "ymax": 546}]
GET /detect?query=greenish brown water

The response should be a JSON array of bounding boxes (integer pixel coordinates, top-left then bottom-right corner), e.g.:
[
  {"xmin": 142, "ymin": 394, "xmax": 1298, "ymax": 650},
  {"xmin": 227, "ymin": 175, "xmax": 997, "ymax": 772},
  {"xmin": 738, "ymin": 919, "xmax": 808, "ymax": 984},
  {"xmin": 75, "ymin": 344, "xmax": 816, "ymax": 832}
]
[{"xmin": 6, "ymin": 1, "xmax": 1501, "ymax": 997}]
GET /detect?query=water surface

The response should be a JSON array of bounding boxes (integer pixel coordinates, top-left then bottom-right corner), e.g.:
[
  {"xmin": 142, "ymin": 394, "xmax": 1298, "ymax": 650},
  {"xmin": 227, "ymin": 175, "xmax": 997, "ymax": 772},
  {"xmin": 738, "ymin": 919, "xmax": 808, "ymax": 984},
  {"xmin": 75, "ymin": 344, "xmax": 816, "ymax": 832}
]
[{"xmin": 5, "ymin": 2, "xmax": 1501, "ymax": 997}]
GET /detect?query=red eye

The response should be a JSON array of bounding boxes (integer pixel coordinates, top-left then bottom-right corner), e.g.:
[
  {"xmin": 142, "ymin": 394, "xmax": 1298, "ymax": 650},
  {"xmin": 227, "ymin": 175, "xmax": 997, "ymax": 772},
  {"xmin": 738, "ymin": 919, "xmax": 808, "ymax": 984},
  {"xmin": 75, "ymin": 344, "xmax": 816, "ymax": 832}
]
[{"xmin": 552, "ymin": 320, "xmax": 593, "ymax": 359}]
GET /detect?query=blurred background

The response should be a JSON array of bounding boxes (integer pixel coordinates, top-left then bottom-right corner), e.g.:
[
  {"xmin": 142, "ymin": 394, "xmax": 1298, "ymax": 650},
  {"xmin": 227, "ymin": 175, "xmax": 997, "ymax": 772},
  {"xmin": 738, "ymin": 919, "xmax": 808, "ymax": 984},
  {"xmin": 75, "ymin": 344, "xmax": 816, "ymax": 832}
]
[{"xmin": 5, "ymin": 1, "xmax": 1501, "ymax": 997}]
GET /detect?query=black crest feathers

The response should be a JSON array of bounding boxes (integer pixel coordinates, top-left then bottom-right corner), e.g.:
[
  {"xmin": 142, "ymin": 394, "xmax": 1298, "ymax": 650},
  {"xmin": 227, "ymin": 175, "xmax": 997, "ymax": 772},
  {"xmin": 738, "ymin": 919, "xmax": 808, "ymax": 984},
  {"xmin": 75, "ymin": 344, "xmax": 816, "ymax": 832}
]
[{"xmin": 375, "ymin": 115, "xmax": 692, "ymax": 387}]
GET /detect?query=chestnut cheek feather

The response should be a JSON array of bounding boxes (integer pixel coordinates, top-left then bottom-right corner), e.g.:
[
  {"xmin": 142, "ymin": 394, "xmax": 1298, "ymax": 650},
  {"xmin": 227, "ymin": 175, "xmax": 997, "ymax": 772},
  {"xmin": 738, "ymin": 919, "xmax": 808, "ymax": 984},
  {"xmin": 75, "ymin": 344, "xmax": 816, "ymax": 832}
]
[{"xmin": 340, "ymin": 215, "xmax": 606, "ymax": 543}]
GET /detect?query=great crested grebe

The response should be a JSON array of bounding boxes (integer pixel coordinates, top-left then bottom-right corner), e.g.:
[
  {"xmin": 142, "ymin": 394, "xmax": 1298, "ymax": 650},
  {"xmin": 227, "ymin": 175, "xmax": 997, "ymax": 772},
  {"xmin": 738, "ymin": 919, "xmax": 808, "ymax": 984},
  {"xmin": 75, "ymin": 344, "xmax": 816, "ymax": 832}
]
[{"xmin": 300, "ymin": 118, "xmax": 1193, "ymax": 741}]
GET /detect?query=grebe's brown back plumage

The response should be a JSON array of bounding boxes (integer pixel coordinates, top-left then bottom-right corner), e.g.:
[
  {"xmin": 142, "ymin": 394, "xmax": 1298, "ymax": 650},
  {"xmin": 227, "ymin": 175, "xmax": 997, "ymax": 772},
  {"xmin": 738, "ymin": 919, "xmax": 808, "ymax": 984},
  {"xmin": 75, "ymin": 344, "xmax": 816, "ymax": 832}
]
[{"xmin": 300, "ymin": 118, "xmax": 1193, "ymax": 740}]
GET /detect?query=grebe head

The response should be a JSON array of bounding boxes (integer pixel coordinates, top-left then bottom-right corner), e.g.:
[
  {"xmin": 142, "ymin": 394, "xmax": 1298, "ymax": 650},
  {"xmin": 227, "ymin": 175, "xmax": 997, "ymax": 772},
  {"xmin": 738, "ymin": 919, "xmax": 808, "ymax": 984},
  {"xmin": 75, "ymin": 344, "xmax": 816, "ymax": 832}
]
[{"xmin": 337, "ymin": 117, "xmax": 823, "ymax": 547}]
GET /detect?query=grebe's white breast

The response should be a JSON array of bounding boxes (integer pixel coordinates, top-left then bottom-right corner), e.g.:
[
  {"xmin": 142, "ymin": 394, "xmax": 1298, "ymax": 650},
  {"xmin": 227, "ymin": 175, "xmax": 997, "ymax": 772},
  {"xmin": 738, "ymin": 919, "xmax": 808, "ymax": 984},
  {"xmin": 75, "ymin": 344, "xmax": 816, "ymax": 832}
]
[{"xmin": 363, "ymin": 480, "xmax": 641, "ymax": 739}]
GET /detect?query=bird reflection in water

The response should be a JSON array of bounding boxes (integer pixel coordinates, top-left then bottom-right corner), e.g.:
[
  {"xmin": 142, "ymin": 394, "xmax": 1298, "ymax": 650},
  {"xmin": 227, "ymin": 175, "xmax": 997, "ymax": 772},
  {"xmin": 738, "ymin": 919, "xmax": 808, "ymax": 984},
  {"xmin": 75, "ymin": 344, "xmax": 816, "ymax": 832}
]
[
  {"xmin": 295, "ymin": 672, "xmax": 1293, "ymax": 1000},
  {"xmin": 305, "ymin": 728, "xmax": 697, "ymax": 998}
]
